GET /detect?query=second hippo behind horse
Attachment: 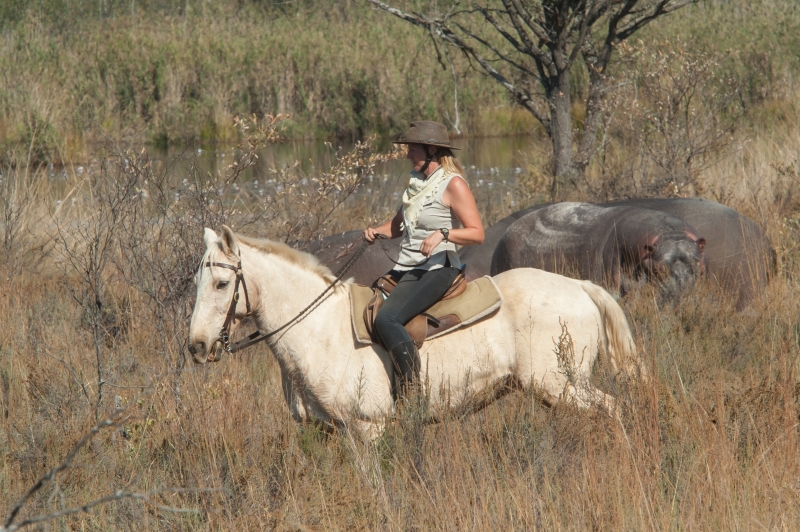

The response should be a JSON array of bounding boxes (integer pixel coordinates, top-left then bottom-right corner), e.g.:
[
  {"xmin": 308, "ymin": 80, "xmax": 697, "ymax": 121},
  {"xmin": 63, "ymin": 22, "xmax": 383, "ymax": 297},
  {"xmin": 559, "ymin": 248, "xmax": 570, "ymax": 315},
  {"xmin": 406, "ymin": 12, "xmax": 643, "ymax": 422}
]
[{"xmin": 491, "ymin": 202, "xmax": 707, "ymax": 298}]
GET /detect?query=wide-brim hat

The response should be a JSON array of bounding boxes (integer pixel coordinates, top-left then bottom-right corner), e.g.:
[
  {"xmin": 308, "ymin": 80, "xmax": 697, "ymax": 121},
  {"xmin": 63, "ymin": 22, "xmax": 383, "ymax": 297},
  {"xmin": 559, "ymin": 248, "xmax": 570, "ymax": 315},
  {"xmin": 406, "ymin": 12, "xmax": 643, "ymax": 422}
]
[{"xmin": 393, "ymin": 120, "xmax": 460, "ymax": 150}]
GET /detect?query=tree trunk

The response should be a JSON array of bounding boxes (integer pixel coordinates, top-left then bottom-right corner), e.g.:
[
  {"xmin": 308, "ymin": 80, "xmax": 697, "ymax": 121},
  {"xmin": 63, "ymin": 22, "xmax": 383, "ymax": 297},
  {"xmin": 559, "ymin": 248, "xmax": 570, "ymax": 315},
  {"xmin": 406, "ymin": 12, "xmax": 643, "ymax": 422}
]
[{"xmin": 549, "ymin": 66, "xmax": 580, "ymax": 198}]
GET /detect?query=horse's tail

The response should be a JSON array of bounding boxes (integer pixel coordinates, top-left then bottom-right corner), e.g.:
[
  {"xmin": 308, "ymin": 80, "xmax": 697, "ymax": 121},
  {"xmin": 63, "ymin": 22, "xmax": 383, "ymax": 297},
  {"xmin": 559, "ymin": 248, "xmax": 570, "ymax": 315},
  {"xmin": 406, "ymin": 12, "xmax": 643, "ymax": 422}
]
[{"xmin": 580, "ymin": 281, "xmax": 648, "ymax": 382}]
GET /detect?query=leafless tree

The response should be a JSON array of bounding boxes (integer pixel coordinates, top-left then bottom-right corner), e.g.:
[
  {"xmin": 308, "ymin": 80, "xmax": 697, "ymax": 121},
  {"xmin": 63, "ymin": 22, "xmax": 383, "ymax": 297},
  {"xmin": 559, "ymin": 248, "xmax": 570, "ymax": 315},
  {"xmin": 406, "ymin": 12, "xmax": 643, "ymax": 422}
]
[
  {"xmin": 367, "ymin": 0, "xmax": 697, "ymax": 195},
  {"xmin": 50, "ymin": 158, "xmax": 139, "ymax": 419}
]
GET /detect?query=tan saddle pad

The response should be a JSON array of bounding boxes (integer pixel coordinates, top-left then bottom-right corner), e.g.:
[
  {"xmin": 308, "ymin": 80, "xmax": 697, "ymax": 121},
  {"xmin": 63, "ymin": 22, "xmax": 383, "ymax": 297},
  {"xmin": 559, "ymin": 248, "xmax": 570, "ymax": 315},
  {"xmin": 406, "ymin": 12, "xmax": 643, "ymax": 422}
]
[{"xmin": 349, "ymin": 276, "xmax": 503, "ymax": 346}]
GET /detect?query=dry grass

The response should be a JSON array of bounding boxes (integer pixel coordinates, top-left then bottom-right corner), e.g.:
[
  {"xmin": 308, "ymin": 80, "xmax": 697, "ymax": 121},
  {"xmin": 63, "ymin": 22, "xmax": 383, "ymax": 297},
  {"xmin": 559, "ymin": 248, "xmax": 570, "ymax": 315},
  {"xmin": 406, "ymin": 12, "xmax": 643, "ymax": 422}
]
[
  {"xmin": 2, "ymin": 278, "xmax": 800, "ymax": 529},
  {"xmin": 1, "ymin": 120, "xmax": 800, "ymax": 530}
]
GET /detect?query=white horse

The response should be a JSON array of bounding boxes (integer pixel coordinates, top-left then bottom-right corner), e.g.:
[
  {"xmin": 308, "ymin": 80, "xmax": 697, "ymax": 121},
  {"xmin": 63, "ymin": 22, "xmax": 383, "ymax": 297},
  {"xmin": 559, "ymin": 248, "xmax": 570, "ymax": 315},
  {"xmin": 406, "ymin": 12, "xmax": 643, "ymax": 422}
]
[{"xmin": 188, "ymin": 227, "xmax": 646, "ymax": 437}]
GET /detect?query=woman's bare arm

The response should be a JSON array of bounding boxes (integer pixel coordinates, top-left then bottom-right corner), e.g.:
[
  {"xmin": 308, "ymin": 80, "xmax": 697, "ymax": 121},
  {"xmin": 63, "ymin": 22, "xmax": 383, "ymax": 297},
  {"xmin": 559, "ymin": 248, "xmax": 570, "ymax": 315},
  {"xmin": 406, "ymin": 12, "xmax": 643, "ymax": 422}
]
[
  {"xmin": 419, "ymin": 176, "xmax": 484, "ymax": 256},
  {"xmin": 364, "ymin": 208, "xmax": 404, "ymax": 242}
]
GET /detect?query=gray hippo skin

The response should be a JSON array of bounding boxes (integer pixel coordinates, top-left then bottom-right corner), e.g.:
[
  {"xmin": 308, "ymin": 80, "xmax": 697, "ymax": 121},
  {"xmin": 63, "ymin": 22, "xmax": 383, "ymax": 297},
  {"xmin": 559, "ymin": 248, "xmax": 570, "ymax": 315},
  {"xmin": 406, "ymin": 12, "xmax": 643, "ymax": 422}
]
[
  {"xmin": 603, "ymin": 198, "xmax": 774, "ymax": 307},
  {"xmin": 490, "ymin": 203, "xmax": 706, "ymax": 297},
  {"xmin": 459, "ymin": 208, "xmax": 536, "ymax": 280},
  {"xmin": 303, "ymin": 230, "xmax": 402, "ymax": 286}
]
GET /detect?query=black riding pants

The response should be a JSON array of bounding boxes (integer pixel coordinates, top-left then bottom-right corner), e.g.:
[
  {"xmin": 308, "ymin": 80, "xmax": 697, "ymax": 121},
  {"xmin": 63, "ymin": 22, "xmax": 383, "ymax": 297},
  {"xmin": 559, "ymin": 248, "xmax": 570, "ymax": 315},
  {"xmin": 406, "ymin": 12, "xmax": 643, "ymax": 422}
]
[{"xmin": 374, "ymin": 266, "xmax": 460, "ymax": 351}]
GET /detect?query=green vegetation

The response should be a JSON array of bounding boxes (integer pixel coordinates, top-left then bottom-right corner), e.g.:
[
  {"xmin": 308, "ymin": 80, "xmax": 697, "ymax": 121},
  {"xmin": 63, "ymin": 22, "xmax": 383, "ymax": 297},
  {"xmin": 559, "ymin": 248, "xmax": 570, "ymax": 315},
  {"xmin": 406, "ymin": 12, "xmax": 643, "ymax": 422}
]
[{"xmin": 1, "ymin": 0, "xmax": 799, "ymax": 164}]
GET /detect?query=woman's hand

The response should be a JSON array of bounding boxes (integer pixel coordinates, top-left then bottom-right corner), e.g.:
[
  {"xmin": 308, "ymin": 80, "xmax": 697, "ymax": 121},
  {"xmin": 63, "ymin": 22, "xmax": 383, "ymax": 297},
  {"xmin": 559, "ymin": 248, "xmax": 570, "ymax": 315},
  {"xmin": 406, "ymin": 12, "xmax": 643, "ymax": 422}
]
[
  {"xmin": 363, "ymin": 227, "xmax": 382, "ymax": 243},
  {"xmin": 364, "ymin": 208, "xmax": 405, "ymax": 243},
  {"xmin": 419, "ymin": 230, "xmax": 445, "ymax": 257}
]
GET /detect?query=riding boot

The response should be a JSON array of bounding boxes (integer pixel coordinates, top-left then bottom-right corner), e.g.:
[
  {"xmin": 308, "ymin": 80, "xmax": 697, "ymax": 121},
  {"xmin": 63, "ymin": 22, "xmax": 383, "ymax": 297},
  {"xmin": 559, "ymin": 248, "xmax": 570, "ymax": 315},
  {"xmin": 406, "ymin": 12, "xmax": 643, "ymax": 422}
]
[{"xmin": 389, "ymin": 341, "xmax": 420, "ymax": 400}]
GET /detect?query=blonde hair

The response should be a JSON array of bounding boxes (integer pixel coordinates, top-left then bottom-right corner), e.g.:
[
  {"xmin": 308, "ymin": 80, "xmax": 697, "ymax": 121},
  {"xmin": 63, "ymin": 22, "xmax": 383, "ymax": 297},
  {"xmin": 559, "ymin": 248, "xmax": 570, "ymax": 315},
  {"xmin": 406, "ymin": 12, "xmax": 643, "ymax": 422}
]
[{"xmin": 436, "ymin": 148, "xmax": 465, "ymax": 178}]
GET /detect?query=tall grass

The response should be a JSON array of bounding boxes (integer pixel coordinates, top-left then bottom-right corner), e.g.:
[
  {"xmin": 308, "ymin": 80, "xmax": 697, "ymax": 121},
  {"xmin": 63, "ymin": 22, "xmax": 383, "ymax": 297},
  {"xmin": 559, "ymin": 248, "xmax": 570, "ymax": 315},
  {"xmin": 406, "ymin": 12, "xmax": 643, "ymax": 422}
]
[
  {"xmin": 2, "ymin": 0, "xmax": 799, "ymax": 164},
  {"xmin": 2, "ymin": 113, "xmax": 800, "ymax": 529},
  {"xmin": 0, "ymin": 2, "xmax": 513, "ymax": 162},
  {"xmin": 2, "ymin": 1, "xmax": 800, "ymax": 528}
]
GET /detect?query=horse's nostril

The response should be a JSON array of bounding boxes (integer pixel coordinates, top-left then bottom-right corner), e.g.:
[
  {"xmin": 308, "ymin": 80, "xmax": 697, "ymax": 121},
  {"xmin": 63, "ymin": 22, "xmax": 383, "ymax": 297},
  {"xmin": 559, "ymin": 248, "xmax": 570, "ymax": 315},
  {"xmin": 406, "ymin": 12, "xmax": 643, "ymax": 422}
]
[{"xmin": 189, "ymin": 341, "xmax": 205, "ymax": 356}]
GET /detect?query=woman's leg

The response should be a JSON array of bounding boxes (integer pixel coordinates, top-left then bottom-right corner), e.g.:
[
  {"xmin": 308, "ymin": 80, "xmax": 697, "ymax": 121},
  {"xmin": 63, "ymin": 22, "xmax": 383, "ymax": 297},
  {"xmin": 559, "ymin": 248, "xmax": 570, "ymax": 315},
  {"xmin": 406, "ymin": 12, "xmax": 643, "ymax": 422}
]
[{"xmin": 374, "ymin": 267, "xmax": 459, "ymax": 394}]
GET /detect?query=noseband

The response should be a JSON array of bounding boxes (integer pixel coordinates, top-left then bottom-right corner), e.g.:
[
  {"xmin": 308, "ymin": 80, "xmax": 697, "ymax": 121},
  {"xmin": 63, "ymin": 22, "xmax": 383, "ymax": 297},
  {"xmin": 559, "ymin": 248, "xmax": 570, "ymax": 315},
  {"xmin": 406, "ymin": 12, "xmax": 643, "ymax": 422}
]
[{"xmin": 204, "ymin": 257, "xmax": 252, "ymax": 357}]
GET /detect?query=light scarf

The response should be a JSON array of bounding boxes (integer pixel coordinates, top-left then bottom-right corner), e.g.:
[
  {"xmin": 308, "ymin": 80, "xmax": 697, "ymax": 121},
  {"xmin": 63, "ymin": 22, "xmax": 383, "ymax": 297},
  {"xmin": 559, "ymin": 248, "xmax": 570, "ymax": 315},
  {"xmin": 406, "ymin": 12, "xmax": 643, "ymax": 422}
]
[{"xmin": 401, "ymin": 166, "xmax": 454, "ymax": 237}]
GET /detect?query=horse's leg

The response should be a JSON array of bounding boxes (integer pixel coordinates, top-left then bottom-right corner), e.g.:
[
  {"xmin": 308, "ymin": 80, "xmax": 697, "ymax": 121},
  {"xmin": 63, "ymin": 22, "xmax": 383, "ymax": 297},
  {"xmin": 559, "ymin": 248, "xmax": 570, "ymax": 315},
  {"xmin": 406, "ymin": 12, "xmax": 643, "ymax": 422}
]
[
  {"xmin": 531, "ymin": 370, "xmax": 617, "ymax": 418},
  {"xmin": 279, "ymin": 364, "xmax": 312, "ymax": 423},
  {"xmin": 558, "ymin": 382, "xmax": 618, "ymax": 418},
  {"xmin": 346, "ymin": 418, "xmax": 385, "ymax": 442}
]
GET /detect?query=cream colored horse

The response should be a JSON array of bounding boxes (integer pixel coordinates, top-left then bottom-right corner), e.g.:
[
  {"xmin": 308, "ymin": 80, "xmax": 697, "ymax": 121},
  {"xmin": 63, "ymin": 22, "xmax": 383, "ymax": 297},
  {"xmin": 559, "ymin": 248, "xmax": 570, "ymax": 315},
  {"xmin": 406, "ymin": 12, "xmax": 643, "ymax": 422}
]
[{"xmin": 188, "ymin": 226, "xmax": 646, "ymax": 437}]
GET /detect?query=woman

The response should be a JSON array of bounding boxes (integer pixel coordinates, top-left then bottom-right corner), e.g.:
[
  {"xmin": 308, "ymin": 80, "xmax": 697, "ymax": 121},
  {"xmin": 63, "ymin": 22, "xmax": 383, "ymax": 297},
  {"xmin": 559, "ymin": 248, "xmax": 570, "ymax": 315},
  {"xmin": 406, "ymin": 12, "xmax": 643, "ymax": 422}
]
[{"xmin": 363, "ymin": 121, "xmax": 484, "ymax": 398}]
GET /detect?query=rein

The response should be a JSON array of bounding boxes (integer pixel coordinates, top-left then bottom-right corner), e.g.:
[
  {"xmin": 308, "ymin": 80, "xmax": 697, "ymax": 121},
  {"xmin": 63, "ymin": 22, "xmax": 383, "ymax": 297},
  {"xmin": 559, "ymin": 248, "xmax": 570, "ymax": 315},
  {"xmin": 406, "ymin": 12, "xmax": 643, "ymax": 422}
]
[
  {"xmin": 325, "ymin": 234, "xmax": 430, "ymax": 269},
  {"xmin": 375, "ymin": 234, "xmax": 430, "ymax": 268},
  {"xmin": 204, "ymin": 239, "xmax": 371, "ymax": 358}
]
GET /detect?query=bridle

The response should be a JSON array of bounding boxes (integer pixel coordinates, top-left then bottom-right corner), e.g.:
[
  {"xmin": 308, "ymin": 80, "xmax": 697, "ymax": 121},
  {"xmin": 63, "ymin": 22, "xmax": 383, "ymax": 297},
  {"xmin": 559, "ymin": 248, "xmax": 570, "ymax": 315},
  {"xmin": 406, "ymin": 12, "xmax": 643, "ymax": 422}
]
[
  {"xmin": 203, "ymin": 256, "xmax": 252, "ymax": 359},
  {"xmin": 201, "ymin": 239, "xmax": 371, "ymax": 361}
]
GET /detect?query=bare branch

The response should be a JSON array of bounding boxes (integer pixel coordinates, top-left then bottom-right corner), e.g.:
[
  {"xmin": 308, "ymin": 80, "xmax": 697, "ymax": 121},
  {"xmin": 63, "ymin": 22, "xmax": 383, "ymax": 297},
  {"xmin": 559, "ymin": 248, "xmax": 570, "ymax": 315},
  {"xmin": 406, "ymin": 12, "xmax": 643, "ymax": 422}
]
[
  {"xmin": 1, "ymin": 407, "xmax": 219, "ymax": 532},
  {"xmin": 493, "ymin": 0, "xmax": 556, "ymax": 75},
  {"xmin": 616, "ymin": 0, "xmax": 695, "ymax": 41},
  {"xmin": 450, "ymin": 31, "xmax": 552, "ymax": 129},
  {"xmin": 368, "ymin": 0, "xmax": 551, "ymax": 130},
  {"xmin": 456, "ymin": 23, "xmax": 542, "ymax": 81},
  {"xmin": 366, "ymin": 0, "xmax": 432, "ymax": 29},
  {"xmin": 2, "ymin": 413, "xmax": 125, "ymax": 529},
  {"xmin": 567, "ymin": 1, "xmax": 592, "ymax": 66},
  {"xmin": 507, "ymin": 0, "xmax": 552, "ymax": 45},
  {"xmin": 2, "ymin": 488, "xmax": 217, "ymax": 532}
]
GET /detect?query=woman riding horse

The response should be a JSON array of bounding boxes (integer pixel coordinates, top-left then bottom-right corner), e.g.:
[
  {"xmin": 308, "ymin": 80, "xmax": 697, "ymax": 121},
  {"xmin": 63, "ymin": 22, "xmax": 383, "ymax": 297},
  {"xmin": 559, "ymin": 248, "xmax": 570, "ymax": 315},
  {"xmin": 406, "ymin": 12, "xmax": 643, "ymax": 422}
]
[{"xmin": 363, "ymin": 121, "xmax": 484, "ymax": 398}]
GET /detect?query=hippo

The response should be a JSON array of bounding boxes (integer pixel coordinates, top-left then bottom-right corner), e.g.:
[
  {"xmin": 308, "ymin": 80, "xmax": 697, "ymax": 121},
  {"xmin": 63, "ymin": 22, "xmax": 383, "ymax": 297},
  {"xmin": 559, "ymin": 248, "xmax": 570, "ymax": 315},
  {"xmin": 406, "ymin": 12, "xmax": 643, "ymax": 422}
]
[
  {"xmin": 302, "ymin": 230, "xmax": 402, "ymax": 286},
  {"xmin": 490, "ymin": 202, "xmax": 707, "ymax": 297},
  {"xmin": 458, "ymin": 209, "xmax": 534, "ymax": 281},
  {"xmin": 603, "ymin": 198, "xmax": 774, "ymax": 307}
]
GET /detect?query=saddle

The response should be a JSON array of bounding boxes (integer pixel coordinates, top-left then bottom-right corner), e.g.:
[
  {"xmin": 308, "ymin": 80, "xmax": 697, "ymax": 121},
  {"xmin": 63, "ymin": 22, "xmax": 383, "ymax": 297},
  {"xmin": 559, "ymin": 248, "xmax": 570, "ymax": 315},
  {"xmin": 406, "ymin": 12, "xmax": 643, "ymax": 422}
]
[{"xmin": 350, "ymin": 274, "xmax": 503, "ymax": 348}]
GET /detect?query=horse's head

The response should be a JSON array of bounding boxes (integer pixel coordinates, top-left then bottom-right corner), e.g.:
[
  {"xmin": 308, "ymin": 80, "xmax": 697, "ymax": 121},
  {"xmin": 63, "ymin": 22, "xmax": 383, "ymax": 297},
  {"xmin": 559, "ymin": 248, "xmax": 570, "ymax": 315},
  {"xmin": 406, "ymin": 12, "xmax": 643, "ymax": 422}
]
[{"xmin": 188, "ymin": 226, "xmax": 247, "ymax": 364}]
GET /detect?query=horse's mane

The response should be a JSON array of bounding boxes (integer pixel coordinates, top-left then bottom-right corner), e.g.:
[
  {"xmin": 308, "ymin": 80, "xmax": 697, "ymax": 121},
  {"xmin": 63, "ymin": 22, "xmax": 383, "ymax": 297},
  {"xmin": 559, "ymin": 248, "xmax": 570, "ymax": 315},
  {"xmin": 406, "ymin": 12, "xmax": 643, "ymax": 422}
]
[{"xmin": 234, "ymin": 233, "xmax": 346, "ymax": 285}]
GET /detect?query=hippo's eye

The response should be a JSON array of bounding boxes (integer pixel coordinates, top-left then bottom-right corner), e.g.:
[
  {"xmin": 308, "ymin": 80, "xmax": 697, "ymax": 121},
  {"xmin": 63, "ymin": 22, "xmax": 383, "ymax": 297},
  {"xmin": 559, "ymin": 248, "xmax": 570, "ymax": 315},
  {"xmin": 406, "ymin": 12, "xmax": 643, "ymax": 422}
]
[{"xmin": 217, "ymin": 281, "xmax": 229, "ymax": 290}]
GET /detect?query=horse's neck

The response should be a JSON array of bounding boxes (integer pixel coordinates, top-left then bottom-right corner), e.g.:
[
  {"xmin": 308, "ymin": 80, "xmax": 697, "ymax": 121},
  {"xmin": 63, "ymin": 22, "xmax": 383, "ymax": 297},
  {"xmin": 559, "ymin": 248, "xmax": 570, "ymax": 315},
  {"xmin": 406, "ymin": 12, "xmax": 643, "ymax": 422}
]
[{"xmin": 240, "ymin": 244, "xmax": 349, "ymax": 362}]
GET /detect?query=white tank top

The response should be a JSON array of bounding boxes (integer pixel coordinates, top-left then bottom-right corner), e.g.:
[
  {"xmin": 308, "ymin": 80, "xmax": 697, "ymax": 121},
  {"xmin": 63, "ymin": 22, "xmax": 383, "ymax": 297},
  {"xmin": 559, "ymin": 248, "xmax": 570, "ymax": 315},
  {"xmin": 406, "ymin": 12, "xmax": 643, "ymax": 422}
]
[{"xmin": 395, "ymin": 175, "xmax": 464, "ymax": 272}]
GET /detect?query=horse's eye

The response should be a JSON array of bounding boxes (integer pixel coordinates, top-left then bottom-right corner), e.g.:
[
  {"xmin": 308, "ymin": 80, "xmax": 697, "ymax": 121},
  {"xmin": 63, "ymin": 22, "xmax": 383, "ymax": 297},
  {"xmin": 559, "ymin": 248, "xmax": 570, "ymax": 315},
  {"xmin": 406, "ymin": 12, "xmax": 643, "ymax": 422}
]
[{"xmin": 217, "ymin": 281, "xmax": 229, "ymax": 290}]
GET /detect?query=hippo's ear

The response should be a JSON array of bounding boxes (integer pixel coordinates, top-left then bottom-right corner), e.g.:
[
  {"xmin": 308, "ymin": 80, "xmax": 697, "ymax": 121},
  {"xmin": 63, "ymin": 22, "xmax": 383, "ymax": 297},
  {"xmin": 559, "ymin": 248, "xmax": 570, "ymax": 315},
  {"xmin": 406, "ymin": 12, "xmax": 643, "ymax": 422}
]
[
  {"xmin": 696, "ymin": 238, "xmax": 706, "ymax": 252},
  {"xmin": 220, "ymin": 225, "xmax": 240, "ymax": 256},
  {"xmin": 203, "ymin": 228, "xmax": 218, "ymax": 249}
]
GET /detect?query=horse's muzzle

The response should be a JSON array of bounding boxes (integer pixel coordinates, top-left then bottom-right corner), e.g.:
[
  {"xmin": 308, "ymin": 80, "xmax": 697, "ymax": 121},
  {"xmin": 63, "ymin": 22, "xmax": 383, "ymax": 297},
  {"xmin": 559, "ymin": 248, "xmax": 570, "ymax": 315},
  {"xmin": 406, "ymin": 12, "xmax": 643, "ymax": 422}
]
[
  {"xmin": 188, "ymin": 339, "xmax": 223, "ymax": 364},
  {"xmin": 209, "ymin": 340, "xmax": 224, "ymax": 363}
]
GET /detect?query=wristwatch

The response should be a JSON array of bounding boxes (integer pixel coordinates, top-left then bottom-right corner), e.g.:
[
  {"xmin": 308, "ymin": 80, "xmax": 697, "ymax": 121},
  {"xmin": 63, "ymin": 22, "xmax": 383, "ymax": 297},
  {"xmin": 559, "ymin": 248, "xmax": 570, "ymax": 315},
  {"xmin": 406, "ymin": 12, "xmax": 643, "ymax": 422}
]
[{"xmin": 439, "ymin": 228, "xmax": 450, "ymax": 242}]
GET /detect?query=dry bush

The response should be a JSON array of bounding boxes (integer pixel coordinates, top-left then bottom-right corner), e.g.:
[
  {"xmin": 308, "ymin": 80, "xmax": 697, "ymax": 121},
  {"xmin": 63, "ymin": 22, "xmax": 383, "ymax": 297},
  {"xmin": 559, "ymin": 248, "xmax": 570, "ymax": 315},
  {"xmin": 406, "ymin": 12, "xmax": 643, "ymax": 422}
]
[
  {"xmin": 579, "ymin": 40, "xmax": 743, "ymax": 201},
  {"xmin": 0, "ymin": 116, "xmax": 411, "ymax": 528},
  {"xmin": 4, "ymin": 121, "xmax": 800, "ymax": 531},
  {"xmin": 0, "ymin": 161, "xmax": 50, "ymax": 275}
]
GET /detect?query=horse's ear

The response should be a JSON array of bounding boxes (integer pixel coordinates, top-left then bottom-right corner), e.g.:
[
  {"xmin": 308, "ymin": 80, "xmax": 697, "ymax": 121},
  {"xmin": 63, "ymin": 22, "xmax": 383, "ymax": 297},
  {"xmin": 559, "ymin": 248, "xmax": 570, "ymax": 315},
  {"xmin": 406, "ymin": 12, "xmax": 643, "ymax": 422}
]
[
  {"xmin": 220, "ymin": 225, "xmax": 239, "ymax": 256},
  {"xmin": 203, "ymin": 228, "xmax": 218, "ymax": 249}
]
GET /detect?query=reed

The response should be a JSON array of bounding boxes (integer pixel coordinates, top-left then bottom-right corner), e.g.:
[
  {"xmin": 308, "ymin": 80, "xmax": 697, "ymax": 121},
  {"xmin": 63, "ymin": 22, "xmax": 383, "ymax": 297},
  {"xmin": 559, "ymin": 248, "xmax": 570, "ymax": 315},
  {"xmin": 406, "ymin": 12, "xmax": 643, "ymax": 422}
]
[{"xmin": 1, "ymin": 0, "xmax": 799, "ymax": 164}]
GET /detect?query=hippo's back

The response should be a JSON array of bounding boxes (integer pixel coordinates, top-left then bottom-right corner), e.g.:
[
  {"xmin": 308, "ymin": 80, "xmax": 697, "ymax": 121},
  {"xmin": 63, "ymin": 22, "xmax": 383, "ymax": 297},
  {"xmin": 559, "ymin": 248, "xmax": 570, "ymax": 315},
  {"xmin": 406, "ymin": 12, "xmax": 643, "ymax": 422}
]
[
  {"xmin": 459, "ymin": 205, "xmax": 543, "ymax": 280},
  {"xmin": 303, "ymin": 230, "xmax": 400, "ymax": 286},
  {"xmin": 490, "ymin": 202, "xmax": 706, "ymax": 297},
  {"xmin": 606, "ymin": 198, "xmax": 774, "ymax": 306},
  {"xmin": 490, "ymin": 203, "xmax": 628, "ymax": 285}
]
